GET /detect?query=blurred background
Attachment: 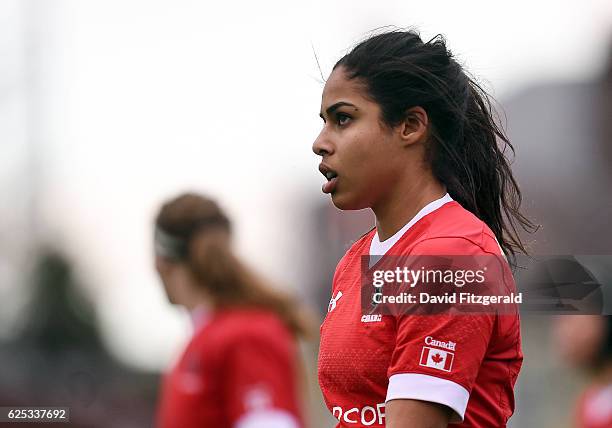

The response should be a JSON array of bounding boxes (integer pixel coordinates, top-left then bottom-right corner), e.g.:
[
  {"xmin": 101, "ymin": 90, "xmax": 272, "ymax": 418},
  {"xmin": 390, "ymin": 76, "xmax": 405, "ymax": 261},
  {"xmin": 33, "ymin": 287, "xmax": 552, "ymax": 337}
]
[{"xmin": 1, "ymin": 0, "xmax": 611, "ymax": 426}]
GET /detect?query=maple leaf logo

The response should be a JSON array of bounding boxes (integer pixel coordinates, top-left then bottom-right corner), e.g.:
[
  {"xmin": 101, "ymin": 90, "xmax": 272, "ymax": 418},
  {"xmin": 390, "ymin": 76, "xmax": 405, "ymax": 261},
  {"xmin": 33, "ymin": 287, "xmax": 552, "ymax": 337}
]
[
  {"xmin": 431, "ymin": 353, "xmax": 444, "ymax": 364},
  {"xmin": 420, "ymin": 347, "xmax": 453, "ymax": 372}
]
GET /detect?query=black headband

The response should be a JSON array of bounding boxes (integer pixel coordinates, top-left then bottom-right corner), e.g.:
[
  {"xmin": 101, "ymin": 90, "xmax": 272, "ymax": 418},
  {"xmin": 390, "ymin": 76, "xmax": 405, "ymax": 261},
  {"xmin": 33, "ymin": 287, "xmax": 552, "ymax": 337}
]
[
  {"xmin": 154, "ymin": 217, "xmax": 230, "ymax": 261},
  {"xmin": 154, "ymin": 226, "xmax": 188, "ymax": 260}
]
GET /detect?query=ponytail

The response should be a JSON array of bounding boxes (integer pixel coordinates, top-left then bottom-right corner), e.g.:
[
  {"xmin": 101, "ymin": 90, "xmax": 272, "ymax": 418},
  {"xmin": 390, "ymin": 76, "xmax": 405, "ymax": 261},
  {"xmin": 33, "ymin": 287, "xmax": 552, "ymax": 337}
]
[
  {"xmin": 187, "ymin": 229, "xmax": 312, "ymax": 338},
  {"xmin": 430, "ymin": 76, "xmax": 538, "ymax": 261}
]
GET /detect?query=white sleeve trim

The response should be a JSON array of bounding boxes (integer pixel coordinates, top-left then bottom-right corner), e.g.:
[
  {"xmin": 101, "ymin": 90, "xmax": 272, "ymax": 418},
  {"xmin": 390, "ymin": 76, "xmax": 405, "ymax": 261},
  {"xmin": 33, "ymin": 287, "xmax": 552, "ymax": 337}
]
[
  {"xmin": 386, "ymin": 373, "xmax": 470, "ymax": 423},
  {"xmin": 233, "ymin": 409, "xmax": 300, "ymax": 428}
]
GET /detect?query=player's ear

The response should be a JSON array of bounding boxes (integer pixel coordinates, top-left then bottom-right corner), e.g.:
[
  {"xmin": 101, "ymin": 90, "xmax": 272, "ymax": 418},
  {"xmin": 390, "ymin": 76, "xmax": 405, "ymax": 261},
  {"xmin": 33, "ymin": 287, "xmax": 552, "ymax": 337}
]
[{"xmin": 397, "ymin": 106, "xmax": 428, "ymax": 147}]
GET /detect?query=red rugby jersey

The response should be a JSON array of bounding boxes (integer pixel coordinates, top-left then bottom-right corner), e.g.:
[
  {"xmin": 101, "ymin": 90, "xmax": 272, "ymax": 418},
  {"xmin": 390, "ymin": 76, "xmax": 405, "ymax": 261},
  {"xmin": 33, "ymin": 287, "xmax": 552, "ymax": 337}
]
[
  {"xmin": 157, "ymin": 307, "xmax": 303, "ymax": 428},
  {"xmin": 576, "ymin": 383, "xmax": 612, "ymax": 428},
  {"xmin": 318, "ymin": 195, "xmax": 522, "ymax": 427}
]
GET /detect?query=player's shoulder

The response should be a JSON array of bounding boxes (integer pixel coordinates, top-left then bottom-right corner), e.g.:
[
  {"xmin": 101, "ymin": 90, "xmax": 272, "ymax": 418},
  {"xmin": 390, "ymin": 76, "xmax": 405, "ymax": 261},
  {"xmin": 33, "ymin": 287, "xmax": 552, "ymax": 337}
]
[
  {"xmin": 203, "ymin": 307, "xmax": 292, "ymax": 347},
  {"xmin": 409, "ymin": 201, "xmax": 501, "ymax": 255},
  {"xmin": 335, "ymin": 227, "xmax": 376, "ymax": 270}
]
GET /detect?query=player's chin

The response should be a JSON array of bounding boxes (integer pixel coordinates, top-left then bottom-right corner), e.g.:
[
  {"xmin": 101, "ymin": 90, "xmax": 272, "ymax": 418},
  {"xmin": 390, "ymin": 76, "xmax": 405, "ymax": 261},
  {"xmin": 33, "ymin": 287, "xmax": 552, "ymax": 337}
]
[
  {"xmin": 163, "ymin": 288, "xmax": 178, "ymax": 305},
  {"xmin": 330, "ymin": 190, "xmax": 367, "ymax": 211}
]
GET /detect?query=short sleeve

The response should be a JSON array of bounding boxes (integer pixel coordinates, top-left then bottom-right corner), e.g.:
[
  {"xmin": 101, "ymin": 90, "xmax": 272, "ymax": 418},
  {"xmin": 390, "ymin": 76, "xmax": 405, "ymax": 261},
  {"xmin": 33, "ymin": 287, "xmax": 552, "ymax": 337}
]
[
  {"xmin": 222, "ymin": 328, "xmax": 301, "ymax": 427},
  {"xmin": 385, "ymin": 237, "xmax": 496, "ymax": 423}
]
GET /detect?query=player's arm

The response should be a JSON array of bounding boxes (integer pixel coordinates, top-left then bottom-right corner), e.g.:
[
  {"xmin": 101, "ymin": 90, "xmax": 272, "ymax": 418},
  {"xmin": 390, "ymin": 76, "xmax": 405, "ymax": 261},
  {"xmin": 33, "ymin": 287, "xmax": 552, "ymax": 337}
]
[
  {"xmin": 384, "ymin": 237, "xmax": 498, "ymax": 424},
  {"xmin": 385, "ymin": 399, "xmax": 451, "ymax": 428},
  {"xmin": 223, "ymin": 328, "xmax": 301, "ymax": 428}
]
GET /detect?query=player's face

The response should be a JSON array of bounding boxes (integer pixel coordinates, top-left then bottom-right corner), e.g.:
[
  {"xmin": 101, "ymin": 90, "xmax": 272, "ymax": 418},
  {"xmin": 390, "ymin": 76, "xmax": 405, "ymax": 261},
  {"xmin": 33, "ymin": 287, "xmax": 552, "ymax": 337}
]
[
  {"xmin": 155, "ymin": 256, "xmax": 192, "ymax": 305},
  {"xmin": 313, "ymin": 66, "xmax": 407, "ymax": 210},
  {"xmin": 155, "ymin": 256, "xmax": 177, "ymax": 303}
]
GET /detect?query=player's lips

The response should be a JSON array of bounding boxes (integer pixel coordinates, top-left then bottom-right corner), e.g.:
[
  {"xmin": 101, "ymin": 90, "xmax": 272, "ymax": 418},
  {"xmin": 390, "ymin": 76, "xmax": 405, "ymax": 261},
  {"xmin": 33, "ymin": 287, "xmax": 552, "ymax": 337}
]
[{"xmin": 319, "ymin": 163, "xmax": 339, "ymax": 194}]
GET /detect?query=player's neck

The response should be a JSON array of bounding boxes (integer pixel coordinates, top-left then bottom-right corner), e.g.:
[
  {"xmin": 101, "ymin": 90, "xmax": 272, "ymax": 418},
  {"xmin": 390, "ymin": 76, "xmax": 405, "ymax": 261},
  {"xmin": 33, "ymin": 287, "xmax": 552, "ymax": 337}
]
[{"xmin": 372, "ymin": 177, "xmax": 446, "ymax": 242}]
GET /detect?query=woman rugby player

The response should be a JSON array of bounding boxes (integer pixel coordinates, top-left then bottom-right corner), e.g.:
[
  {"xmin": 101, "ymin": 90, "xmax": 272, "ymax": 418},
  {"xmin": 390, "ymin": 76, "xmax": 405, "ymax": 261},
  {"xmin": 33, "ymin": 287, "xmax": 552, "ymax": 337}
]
[
  {"xmin": 313, "ymin": 29, "xmax": 535, "ymax": 427},
  {"xmin": 153, "ymin": 193, "xmax": 307, "ymax": 428}
]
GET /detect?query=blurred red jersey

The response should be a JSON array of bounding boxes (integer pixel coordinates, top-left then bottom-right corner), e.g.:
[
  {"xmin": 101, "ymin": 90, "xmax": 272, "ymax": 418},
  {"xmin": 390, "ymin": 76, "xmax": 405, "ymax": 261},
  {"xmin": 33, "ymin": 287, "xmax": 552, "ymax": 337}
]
[
  {"xmin": 318, "ymin": 194, "xmax": 523, "ymax": 427},
  {"xmin": 576, "ymin": 383, "xmax": 612, "ymax": 428},
  {"xmin": 156, "ymin": 308, "xmax": 303, "ymax": 428}
]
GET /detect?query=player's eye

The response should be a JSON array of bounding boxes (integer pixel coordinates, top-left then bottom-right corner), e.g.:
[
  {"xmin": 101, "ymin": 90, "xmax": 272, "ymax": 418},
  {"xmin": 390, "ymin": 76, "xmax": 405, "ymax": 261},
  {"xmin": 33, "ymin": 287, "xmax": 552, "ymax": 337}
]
[{"xmin": 336, "ymin": 113, "xmax": 352, "ymax": 126}]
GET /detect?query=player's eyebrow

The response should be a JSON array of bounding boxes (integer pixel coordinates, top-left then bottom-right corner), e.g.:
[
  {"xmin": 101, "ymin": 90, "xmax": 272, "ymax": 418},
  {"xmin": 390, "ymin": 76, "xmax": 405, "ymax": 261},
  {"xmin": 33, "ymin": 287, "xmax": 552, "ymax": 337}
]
[{"xmin": 319, "ymin": 102, "xmax": 358, "ymax": 120}]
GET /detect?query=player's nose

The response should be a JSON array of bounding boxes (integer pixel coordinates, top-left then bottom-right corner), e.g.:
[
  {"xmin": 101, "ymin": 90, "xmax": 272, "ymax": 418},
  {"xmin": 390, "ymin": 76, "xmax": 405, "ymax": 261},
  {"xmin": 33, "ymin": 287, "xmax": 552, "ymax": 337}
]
[{"xmin": 313, "ymin": 130, "xmax": 334, "ymax": 157}]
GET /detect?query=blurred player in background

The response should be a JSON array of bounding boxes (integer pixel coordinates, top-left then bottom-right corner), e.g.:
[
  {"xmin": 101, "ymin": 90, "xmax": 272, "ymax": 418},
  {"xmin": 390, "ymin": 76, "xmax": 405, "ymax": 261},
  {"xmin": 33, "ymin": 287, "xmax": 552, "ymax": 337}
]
[
  {"xmin": 313, "ymin": 29, "xmax": 535, "ymax": 427},
  {"xmin": 554, "ymin": 316, "xmax": 612, "ymax": 428},
  {"xmin": 153, "ymin": 193, "xmax": 308, "ymax": 428}
]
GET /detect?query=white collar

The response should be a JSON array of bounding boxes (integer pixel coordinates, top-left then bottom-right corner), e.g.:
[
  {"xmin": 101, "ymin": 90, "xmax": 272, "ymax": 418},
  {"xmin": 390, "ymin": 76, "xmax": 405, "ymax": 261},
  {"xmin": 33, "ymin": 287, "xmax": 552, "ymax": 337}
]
[{"xmin": 369, "ymin": 193, "xmax": 453, "ymax": 265}]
